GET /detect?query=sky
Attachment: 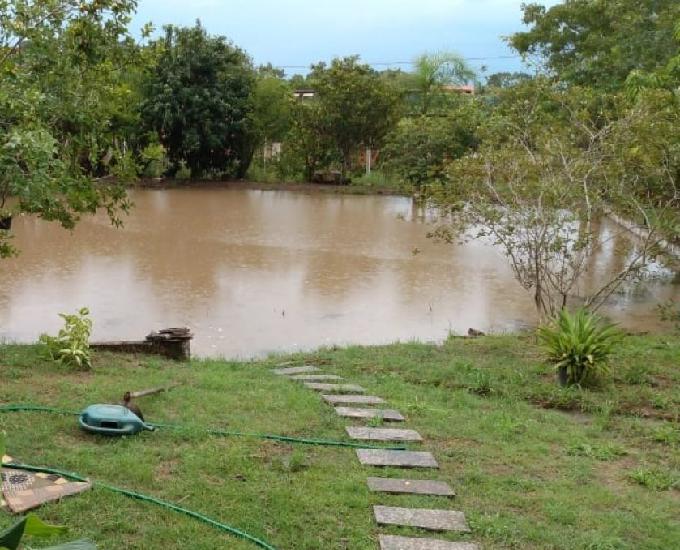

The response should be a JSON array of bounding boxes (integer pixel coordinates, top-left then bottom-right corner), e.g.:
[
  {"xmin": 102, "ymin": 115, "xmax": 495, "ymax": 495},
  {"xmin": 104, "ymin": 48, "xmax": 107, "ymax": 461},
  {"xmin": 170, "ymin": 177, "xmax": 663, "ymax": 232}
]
[{"xmin": 131, "ymin": 0, "xmax": 563, "ymax": 77}]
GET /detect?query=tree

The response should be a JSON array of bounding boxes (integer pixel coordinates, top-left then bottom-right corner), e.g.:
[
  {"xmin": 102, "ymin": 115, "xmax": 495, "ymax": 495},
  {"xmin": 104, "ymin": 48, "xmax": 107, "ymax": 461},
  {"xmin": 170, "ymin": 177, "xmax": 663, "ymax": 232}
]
[
  {"xmin": 510, "ymin": 0, "xmax": 680, "ymax": 91},
  {"xmin": 308, "ymin": 56, "xmax": 401, "ymax": 178},
  {"xmin": 0, "ymin": 0, "xmax": 137, "ymax": 258},
  {"xmin": 249, "ymin": 75, "xmax": 293, "ymax": 160},
  {"xmin": 484, "ymin": 71, "xmax": 532, "ymax": 89},
  {"xmin": 429, "ymin": 80, "xmax": 677, "ymax": 318},
  {"xmin": 140, "ymin": 23, "xmax": 255, "ymax": 178},
  {"xmin": 285, "ymin": 100, "xmax": 336, "ymax": 183},
  {"xmin": 382, "ymin": 99, "xmax": 481, "ymax": 188},
  {"xmin": 410, "ymin": 51, "xmax": 476, "ymax": 114}
]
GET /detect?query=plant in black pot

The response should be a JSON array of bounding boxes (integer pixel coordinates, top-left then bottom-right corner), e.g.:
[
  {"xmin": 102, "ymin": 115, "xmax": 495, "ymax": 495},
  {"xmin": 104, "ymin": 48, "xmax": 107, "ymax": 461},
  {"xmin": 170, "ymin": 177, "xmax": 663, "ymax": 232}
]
[{"xmin": 538, "ymin": 308, "xmax": 622, "ymax": 387}]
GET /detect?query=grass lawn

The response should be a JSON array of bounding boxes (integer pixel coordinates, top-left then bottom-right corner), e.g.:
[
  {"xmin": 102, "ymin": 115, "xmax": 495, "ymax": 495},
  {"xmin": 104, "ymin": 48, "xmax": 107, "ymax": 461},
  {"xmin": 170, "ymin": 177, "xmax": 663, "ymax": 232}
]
[{"xmin": 0, "ymin": 334, "xmax": 679, "ymax": 549}]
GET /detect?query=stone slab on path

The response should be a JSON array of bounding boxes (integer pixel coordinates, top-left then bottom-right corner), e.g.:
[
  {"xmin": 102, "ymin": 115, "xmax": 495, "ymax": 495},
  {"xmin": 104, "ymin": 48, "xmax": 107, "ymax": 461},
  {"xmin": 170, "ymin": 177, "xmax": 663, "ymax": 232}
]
[
  {"xmin": 305, "ymin": 383, "xmax": 365, "ymax": 393},
  {"xmin": 379, "ymin": 535, "xmax": 479, "ymax": 550},
  {"xmin": 374, "ymin": 506, "xmax": 471, "ymax": 532},
  {"xmin": 289, "ymin": 374, "xmax": 344, "ymax": 381},
  {"xmin": 335, "ymin": 407, "xmax": 405, "ymax": 422},
  {"xmin": 356, "ymin": 449, "xmax": 438, "ymax": 468},
  {"xmin": 322, "ymin": 394, "xmax": 386, "ymax": 405},
  {"xmin": 367, "ymin": 477, "xmax": 455, "ymax": 497},
  {"xmin": 346, "ymin": 427, "xmax": 423, "ymax": 442},
  {"xmin": 273, "ymin": 366, "xmax": 320, "ymax": 375}
]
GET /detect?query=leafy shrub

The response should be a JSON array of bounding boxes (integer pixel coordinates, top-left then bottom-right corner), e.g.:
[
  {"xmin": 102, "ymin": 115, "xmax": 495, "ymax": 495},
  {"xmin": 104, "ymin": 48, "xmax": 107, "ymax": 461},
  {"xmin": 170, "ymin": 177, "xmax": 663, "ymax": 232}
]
[
  {"xmin": 382, "ymin": 106, "xmax": 479, "ymax": 188},
  {"xmin": 567, "ymin": 442, "xmax": 627, "ymax": 461},
  {"xmin": 39, "ymin": 308, "xmax": 92, "ymax": 369},
  {"xmin": 140, "ymin": 143, "xmax": 169, "ymax": 178},
  {"xmin": 623, "ymin": 363, "xmax": 650, "ymax": 385},
  {"xmin": 650, "ymin": 424, "xmax": 680, "ymax": 446},
  {"xmin": 175, "ymin": 160, "xmax": 192, "ymax": 180},
  {"xmin": 466, "ymin": 368, "xmax": 493, "ymax": 396},
  {"xmin": 538, "ymin": 308, "xmax": 622, "ymax": 387}
]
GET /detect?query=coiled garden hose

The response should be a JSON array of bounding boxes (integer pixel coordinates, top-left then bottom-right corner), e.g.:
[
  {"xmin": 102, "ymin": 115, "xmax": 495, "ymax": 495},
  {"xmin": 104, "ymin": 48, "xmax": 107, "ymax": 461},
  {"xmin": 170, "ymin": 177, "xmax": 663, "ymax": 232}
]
[
  {"xmin": 2, "ymin": 462, "xmax": 277, "ymax": 550},
  {"xmin": 0, "ymin": 404, "xmax": 407, "ymax": 451}
]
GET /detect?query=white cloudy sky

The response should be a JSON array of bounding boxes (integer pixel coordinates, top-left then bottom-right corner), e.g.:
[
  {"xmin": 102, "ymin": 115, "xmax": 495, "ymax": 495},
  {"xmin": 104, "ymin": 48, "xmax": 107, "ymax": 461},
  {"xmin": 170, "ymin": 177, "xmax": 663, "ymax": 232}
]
[{"xmin": 131, "ymin": 1, "xmax": 563, "ymax": 76}]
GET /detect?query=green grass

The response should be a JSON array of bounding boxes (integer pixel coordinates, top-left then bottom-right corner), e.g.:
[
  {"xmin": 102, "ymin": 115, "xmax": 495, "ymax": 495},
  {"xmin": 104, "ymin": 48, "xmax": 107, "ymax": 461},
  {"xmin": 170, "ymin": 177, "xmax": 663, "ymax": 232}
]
[{"xmin": 0, "ymin": 335, "xmax": 679, "ymax": 549}]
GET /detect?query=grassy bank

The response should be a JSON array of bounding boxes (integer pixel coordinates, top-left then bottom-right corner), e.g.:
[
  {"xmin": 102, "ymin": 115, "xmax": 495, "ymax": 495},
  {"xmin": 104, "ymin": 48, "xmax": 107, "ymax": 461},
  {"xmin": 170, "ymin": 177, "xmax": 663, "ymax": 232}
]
[{"xmin": 1, "ymin": 335, "xmax": 678, "ymax": 549}]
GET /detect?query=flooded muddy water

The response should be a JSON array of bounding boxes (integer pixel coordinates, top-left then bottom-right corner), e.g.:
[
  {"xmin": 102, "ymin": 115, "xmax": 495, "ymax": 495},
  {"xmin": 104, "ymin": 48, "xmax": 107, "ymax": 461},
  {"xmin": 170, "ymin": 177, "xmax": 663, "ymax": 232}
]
[{"xmin": 1, "ymin": 188, "xmax": 677, "ymax": 357}]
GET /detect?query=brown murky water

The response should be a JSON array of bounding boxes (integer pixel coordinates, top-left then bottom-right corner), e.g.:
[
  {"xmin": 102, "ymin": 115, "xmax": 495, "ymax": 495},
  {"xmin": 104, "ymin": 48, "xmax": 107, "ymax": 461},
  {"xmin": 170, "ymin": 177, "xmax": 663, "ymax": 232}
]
[{"xmin": 1, "ymin": 188, "xmax": 677, "ymax": 357}]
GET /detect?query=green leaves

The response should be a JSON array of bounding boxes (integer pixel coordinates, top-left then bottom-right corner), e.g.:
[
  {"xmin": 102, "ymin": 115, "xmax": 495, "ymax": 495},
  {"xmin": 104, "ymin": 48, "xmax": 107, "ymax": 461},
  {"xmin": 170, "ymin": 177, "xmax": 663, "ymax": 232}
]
[
  {"xmin": 140, "ymin": 23, "xmax": 255, "ymax": 178},
  {"xmin": 306, "ymin": 56, "xmax": 401, "ymax": 177},
  {"xmin": 510, "ymin": 0, "xmax": 680, "ymax": 92},
  {"xmin": 39, "ymin": 307, "xmax": 92, "ymax": 369},
  {"xmin": 0, "ymin": 0, "xmax": 136, "ymax": 258},
  {"xmin": 538, "ymin": 308, "xmax": 622, "ymax": 387},
  {"xmin": 0, "ymin": 513, "xmax": 96, "ymax": 550},
  {"xmin": 0, "ymin": 514, "xmax": 66, "ymax": 550}
]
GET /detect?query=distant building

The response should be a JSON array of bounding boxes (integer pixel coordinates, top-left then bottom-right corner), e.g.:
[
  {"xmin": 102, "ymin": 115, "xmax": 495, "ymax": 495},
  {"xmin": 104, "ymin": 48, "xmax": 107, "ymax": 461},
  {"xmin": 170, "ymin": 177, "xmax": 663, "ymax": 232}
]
[
  {"xmin": 293, "ymin": 89, "xmax": 316, "ymax": 100},
  {"xmin": 441, "ymin": 84, "xmax": 475, "ymax": 95}
]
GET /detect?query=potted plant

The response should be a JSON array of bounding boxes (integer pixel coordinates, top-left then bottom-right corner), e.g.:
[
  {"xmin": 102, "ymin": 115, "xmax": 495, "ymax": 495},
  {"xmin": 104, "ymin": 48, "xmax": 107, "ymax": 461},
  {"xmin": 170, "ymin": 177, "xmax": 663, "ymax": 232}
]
[{"xmin": 538, "ymin": 308, "xmax": 622, "ymax": 387}]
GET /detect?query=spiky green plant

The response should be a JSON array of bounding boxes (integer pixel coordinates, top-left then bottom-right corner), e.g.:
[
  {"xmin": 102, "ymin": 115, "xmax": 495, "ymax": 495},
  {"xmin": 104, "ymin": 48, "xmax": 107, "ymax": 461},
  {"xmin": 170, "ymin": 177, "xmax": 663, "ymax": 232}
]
[{"xmin": 537, "ymin": 308, "xmax": 622, "ymax": 387}]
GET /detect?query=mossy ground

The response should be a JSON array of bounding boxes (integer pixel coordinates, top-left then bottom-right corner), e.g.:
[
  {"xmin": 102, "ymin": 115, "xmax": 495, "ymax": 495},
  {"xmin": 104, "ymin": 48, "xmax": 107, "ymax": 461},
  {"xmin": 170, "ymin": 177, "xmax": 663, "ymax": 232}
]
[{"xmin": 0, "ymin": 335, "xmax": 678, "ymax": 549}]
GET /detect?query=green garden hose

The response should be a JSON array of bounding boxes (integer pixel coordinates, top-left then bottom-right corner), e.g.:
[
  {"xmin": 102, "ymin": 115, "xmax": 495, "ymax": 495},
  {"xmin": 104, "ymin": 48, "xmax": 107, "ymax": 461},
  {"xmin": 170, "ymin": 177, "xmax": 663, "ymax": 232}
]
[
  {"xmin": 2, "ymin": 462, "xmax": 277, "ymax": 550},
  {"xmin": 0, "ymin": 404, "xmax": 406, "ymax": 451},
  {"xmin": 0, "ymin": 404, "xmax": 410, "ymax": 548}
]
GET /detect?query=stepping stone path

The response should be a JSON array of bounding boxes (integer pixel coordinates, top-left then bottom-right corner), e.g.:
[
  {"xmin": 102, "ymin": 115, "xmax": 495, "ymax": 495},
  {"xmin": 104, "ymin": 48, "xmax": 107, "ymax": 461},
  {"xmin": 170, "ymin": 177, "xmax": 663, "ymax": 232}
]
[
  {"xmin": 374, "ymin": 506, "xmax": 471, "ymax": 533},
  {"xmin": 290, "ymin": 374, "xmax": 344, "ymax": 381},
  {"xmin": 304, "ymin": 383, "xmax": 365, "ymax": 393},
  {"xmin": 379, "ymin": 535, "xmax": 479, "ymax": 550},
  {"xmin": 346, "ymin": 427, "xmax": 423, "ymax": 442},
  {"xmin": 367, "ymin": 477, "xmax": 455, "ymax": 497},
  {"xmin": 323, "ymin": 394, "xmax": 386, "ymax": 405},
  {"xmin": 356, "ymin": 449, "xmax": 438, "ymax": 468},
  {"xmin": 272, "ymin": 363, "xmax": 479, "ymax": 548},
  {"xmin": 274, "ymin": 365, "xmax": 320, "ymax": 375},
  {"xmin": 335, "ymin": 407, "xmax": 404, "ymax": 422}
]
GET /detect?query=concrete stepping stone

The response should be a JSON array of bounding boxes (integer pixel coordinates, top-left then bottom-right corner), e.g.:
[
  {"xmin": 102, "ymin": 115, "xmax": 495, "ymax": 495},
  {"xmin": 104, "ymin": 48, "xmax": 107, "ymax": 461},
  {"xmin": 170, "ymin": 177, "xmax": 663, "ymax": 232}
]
[
  {"xmin": 367, "ymin": 477, "xmax": 454, "ymax": 497},
  {"xmin": 335, "ymin": 407, "xmax": 404, "ymax": 422},
  {"xmin": 304, "ymin": 383, "xmax": 365, "ymax": 393},
  {"xmin": 374, "ymin": 506, "xmax": 471, "ymax": 532},
  {"xmin": 356, "ymin": 449, "xmax": 438, "ymax": 468},
  {"xmin": 346, "ymin": 427, "xmax": 423, "ymax": 442},
  {"xmin": 379, "ymin": 535, "xmax": 479, "ymax": 550},
  {"xmin": 289, "ymin": 374, "xmax": 344, "ymax": 381},
  {"xmin": 273, "ymin": 365, "xmax": 320, "ymax": 375},
  {"xmin": 322, "ymin": 394, "xmax": 385, "ymax": 405}
]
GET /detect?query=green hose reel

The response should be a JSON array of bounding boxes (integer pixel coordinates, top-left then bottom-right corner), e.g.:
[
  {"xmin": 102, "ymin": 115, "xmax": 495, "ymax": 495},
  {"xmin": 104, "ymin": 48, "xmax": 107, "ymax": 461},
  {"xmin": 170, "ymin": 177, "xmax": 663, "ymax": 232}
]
[{"xmin": 78, "ymin": 404, "xmax": 154, "ymax": 436}]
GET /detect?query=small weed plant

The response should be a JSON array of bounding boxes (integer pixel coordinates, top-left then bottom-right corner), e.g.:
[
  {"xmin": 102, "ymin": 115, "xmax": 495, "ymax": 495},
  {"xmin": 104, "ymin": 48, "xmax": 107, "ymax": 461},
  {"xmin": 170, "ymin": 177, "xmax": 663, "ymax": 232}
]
[
  {"xmin": 538, "ymin": 308, "xmax": 622, "ymax": 387},
  {"xmin": 39, "ymin": 307, "xmax": 93, "ymax": 369},
  {"xmin": 628, "ymin": 467, "xmax": 679, "ymax": 491}
]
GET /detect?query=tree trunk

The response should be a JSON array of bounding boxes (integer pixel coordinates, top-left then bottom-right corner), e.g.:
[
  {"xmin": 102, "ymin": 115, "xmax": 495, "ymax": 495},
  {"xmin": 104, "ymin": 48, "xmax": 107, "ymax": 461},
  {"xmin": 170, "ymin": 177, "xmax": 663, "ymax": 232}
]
[
  {"xmin": 557, "ymin": 366, "xmax": 569, "ymax": 387},
  {"xmin": 341, "ymin": 149, "xmax": 352, "ymax": 183}
]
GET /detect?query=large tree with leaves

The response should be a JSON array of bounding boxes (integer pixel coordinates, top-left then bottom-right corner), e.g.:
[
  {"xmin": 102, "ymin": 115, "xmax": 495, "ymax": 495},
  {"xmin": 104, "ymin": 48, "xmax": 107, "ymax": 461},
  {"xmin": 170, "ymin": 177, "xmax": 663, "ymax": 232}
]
[
  {"xmin": 510, "ymin": 0, "xmax": 680, "ymax": 92},
  {"xmin": 140, "ymin": 23, "xmax": 255, "ymax": 178},
  {"xmin": 430, "ymin": 80, "xmax": 679, "ymax": 318},
  {"xmin": 308, "ymin": 57, "xmax": 401, "ymax": 178},
  {"xmin": 0, "ymin": 0, "xmax": 138, "ymax": 258}
]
